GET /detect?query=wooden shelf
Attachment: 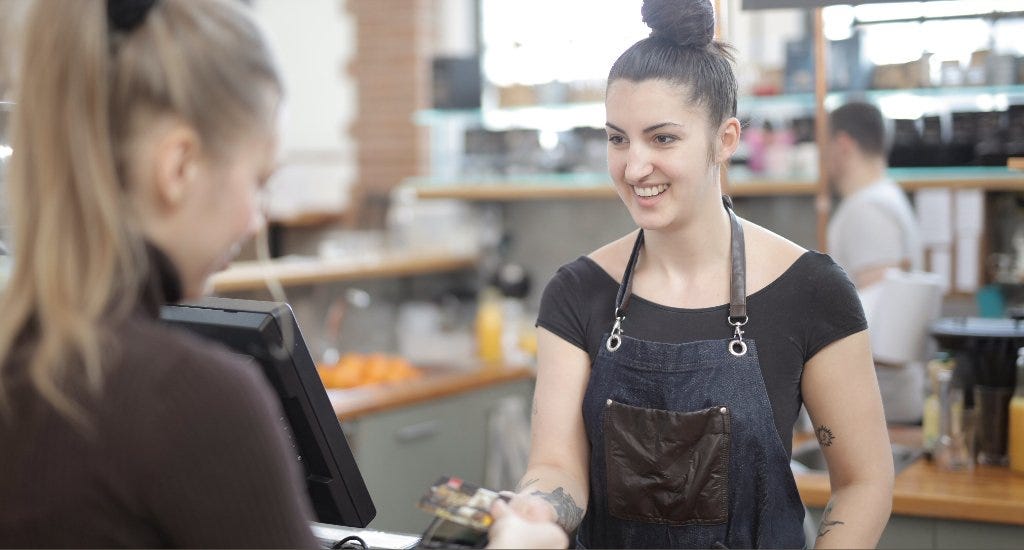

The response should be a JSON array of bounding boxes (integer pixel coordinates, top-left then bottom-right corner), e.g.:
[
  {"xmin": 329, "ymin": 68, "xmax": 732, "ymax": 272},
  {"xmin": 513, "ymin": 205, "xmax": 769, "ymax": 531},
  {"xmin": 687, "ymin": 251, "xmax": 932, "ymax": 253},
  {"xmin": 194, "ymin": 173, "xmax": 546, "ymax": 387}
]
[
  {"xmin": 268, "ymin": 210, "xmax": 349, "ymax": 228},
  {"xmin": 727, "ymin": 180, "xmax": 818, "ymax": 196},
  {"xmin": 795, "ymin": 427, "xmax": 1024, "ymax": 526},
  {"xmin": 900, "ymin": 178, "xmax": 1024, "ymax": 192},
  {"xmin": 407, "ymin": 169, "xmax": 1024, "ymax": 201},
  {"xmin": 209, "ymin": 250, "xmax": 479, "ymax": 293},
  {"xmin": 1010, "ymin": 157, "xmax": 1024, "ymax": 171},
  {"xmin": 410, "ymin": 180, "xmax": 819, "ymax": 201},
  {"xmin": 327, "ymin": 363, "xmax": 535, "ymax": 420},
  {"xmin": 414, "ymin": 183, "xmax": 617, "ymax": 201}
]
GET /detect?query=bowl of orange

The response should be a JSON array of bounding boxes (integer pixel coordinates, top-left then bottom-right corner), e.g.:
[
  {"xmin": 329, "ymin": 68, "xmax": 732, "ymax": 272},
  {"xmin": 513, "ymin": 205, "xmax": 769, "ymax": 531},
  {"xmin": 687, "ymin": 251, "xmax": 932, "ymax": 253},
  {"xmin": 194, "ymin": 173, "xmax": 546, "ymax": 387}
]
[{"xmin": 317, "ymin": 353, "xmax": 423, "ymax": 389}]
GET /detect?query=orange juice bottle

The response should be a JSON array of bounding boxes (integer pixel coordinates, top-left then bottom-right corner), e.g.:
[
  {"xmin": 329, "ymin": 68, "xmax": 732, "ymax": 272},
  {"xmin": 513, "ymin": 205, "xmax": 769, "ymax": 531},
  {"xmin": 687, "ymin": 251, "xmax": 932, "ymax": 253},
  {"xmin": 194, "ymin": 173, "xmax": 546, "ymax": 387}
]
[
  {"xmin": 1010, "ymin": 347, "xmax": 1024, "ymax": 474},
  {"xmin": 475, "ymin": 287, "xmax": 504, "ymax": 366}
]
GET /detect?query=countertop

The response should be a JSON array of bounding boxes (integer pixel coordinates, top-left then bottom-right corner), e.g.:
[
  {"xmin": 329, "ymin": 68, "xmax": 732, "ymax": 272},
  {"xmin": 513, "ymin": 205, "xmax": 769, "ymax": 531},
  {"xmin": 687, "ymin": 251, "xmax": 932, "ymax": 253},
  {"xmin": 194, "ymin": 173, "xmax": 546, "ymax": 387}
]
[
  {"xmin": 326, "ymin": 363, "xmax": 535, "ymax": 421},
  {"xmin": 794, "ymin": 426, "xmax": 1024, "ymax": 526},
  {"xmin": 327, "ymin": 377, "xmax": 1024, "ymax": 526}
]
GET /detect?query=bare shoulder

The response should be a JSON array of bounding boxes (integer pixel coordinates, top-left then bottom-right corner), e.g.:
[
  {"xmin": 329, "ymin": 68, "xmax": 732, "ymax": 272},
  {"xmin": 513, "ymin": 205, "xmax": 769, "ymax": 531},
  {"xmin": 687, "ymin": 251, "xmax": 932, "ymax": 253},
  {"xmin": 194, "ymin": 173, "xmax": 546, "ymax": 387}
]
[
  {"xmin": 741, "ymin": 219, "xmax": 807, "ymax": 293},
  {"xmin": 586, "ymin": 230, "xmax": 641, "ymax": 285}
]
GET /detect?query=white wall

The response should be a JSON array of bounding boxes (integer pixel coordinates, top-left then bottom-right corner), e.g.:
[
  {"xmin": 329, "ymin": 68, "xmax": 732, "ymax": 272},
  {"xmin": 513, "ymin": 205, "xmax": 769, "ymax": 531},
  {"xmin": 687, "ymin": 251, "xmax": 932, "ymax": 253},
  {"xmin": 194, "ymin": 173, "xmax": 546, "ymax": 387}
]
[{"xmin": 250, "ymin": 0, "xmax": 359, "ymax": 219}]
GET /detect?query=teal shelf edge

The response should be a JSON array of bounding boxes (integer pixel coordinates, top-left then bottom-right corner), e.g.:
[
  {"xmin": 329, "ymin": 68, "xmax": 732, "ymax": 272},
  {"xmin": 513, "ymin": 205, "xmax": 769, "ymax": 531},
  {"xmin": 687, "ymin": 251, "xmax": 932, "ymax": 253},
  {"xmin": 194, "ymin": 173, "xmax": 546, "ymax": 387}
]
[
  {"xmin": 406, "ymin": 166, "xmax": 1022, "ymax": 191},
  {"xmin": 416, "ymin": 84, "xmax": 1024, "ymax": 128},
  {"xmin": 890, "ymin": 166, "xmax": 1024, "ymax": 180}
]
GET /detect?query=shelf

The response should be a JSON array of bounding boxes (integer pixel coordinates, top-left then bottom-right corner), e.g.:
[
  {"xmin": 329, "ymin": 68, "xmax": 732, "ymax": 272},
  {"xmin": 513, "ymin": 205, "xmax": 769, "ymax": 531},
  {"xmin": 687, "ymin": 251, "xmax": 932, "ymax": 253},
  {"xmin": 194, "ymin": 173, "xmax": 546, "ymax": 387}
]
[
  {"xmin": 209, "ymin": 250, "xmax": 479, "ymax": 293},
  {"xmin": 405, "ymin": 175, "xmax": 818, "ymax": 201},
  {"xmin": 1010, "ymin": 157, "xmax": 1024, "ymax": 171},
  {"xmin": 727, "ymin": 180, "xmax": 818, "ymax": 196},
  {"xmin": 328, "ymin": 363, "xmax": 534, "ymax": 420},
  {"xmin": 267, "ymin": 210, "xmax": 349, "ymax": 228},
  {"xmin": 891, "ymin": 166, "xmax": 1024, "ymax": 191},
  {"xmin": 405, "ymin": 167, "xmax": 1023, "ymax": 201},
  {"xmin": 415, "ymin": 183, "xmax": 617, "ymax": 201},
  {"xmin": 405, "ymin": 173, "xmax": 615, "ymax": 201},
  {"xmin": 415, "ymin": 85, "xmax": 1024, "ymax": 130}
]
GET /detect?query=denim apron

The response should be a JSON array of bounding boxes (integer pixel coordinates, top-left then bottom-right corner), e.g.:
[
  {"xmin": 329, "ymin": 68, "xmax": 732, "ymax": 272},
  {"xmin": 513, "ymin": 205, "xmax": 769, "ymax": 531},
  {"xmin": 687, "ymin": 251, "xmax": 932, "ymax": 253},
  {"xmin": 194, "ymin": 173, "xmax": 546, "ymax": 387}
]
[{"xmin": 576, "ymin": 197, "xmax": 806, "ymax": 549}]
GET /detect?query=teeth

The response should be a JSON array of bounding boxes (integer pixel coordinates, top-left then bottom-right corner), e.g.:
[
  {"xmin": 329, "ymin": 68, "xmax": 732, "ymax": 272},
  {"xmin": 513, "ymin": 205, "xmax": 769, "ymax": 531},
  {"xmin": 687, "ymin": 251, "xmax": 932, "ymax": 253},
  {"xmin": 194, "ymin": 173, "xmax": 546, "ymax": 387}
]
[{"xmin": 634, "ymin": 184, "xmax": 669, "ymax": 197}]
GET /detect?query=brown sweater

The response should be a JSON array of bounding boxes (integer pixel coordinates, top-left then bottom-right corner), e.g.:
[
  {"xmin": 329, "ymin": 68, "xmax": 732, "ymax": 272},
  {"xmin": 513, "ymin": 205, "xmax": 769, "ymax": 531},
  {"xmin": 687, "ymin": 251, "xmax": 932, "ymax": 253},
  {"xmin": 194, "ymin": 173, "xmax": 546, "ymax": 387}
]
[{"xmin": 0, "ymin": 248, "xmax": 319, "ymax": 548}]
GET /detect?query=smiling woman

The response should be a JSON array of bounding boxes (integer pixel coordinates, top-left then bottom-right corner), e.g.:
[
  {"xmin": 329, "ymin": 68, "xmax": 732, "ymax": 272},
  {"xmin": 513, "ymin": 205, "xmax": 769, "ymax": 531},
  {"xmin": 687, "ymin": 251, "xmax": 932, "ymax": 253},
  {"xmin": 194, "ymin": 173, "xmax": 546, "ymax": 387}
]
[{"xmin": 509, "ymin": 0, "xmax": 895, "ymax": 549}]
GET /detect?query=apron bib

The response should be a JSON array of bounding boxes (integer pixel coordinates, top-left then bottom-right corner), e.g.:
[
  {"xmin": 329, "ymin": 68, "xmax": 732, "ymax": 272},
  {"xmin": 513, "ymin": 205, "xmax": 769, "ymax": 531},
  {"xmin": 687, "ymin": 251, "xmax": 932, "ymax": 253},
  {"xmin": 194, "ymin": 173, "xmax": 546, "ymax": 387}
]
[{"xmin": 577, "ymin": 197, "xmax": 805, "ymax": 549}]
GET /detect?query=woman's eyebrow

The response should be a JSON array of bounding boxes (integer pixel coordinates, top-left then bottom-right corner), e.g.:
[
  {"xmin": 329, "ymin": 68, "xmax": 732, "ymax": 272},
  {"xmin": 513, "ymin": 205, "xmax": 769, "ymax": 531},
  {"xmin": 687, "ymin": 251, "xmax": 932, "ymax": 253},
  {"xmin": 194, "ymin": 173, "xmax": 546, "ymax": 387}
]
[{"xmin": 605, "ymin": 121, "xmax": 684, "ymax": 134}]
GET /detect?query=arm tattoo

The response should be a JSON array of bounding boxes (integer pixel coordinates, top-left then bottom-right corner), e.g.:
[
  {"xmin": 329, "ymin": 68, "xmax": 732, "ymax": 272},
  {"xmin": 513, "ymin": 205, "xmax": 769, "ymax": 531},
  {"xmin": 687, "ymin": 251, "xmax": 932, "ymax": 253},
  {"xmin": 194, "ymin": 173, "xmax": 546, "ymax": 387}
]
[
  {"xmin": 531, "ymin": 487, "xmax": 585, "ymax": 533},
  {"xmin": 817, "ymin": 501, "xmax": 845, "ymax": 538},
  {"xmin": 516, "ymin": 478, "xmax": 540, "ymax": 492},
  {"xmin": 815, "ymin": 425, "xmax": 835, "ymax": 447}
]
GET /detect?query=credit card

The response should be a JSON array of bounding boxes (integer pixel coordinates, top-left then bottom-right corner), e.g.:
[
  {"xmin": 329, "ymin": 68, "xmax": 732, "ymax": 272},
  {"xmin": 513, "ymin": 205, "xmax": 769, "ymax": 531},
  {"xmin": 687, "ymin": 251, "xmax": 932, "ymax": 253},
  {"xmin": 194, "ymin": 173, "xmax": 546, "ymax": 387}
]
[{"xmin": 417, "ymin": 476, "xmax": 501, "ymax": 531}]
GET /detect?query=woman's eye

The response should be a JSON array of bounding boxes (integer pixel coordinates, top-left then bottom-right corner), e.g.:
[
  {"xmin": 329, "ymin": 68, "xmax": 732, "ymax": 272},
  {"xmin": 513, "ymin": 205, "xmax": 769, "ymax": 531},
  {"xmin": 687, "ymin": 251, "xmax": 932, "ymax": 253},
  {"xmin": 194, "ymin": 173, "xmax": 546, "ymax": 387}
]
[
  {"xmin": 654, "ymin": 134, "xmax": 678, "ymax": 145},
  {"xmin": 607, "ymin": 135, "xmax": 626, "ymax": 145}
]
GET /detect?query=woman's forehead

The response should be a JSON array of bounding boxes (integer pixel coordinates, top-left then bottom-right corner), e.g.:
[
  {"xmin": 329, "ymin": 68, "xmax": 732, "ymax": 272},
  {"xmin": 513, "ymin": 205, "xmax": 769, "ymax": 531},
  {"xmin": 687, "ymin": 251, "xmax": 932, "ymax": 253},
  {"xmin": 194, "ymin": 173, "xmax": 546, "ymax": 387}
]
[{"xmin": 606, "ymin": 80, "xmax": 707, "ymax": 125}]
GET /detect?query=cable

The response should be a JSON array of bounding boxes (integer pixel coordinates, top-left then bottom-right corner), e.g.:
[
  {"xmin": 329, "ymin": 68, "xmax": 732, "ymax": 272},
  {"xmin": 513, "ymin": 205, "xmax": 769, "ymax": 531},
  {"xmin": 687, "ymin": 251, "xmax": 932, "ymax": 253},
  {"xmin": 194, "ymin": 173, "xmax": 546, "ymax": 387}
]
[{"xmin": 331, "ymin": 535, "xmax": 368, "ymax": 550}]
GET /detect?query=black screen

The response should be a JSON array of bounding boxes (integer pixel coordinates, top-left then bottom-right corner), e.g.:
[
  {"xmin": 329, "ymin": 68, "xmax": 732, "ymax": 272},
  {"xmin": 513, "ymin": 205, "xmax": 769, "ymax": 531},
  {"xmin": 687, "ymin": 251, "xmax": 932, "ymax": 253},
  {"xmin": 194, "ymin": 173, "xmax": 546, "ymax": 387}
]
[{"xmin": 160, "ymin": 297, "xmax": 376, "ymax": 528}]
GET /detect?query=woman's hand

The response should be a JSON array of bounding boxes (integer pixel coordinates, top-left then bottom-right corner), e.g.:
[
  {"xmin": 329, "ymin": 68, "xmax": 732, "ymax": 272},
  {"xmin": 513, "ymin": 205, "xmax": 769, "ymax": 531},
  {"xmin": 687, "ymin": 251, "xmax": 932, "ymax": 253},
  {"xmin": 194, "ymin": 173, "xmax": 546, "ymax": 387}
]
[{"xmin": 487, "ymin": 499, "xmax": 568, "ymax": 549}]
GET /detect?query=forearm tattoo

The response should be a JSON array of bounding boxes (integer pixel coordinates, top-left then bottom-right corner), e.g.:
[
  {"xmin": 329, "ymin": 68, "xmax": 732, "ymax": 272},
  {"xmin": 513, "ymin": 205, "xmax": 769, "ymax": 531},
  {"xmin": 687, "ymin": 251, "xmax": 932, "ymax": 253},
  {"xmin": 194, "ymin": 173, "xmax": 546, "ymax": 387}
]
[
  {"xmin": 516, "ymin": 478, "xmax": 539, "ymax": 492},
  {"xmin": 531, "ymin": 487, "xmax": 585, "ymax": 533},
  {"xmin": 815, "ymin": 425, "xmax": 835, "ymax": 447},
  {"xmin": 817, "ymin": 501, "xmax": 845, "ymax": 538}
]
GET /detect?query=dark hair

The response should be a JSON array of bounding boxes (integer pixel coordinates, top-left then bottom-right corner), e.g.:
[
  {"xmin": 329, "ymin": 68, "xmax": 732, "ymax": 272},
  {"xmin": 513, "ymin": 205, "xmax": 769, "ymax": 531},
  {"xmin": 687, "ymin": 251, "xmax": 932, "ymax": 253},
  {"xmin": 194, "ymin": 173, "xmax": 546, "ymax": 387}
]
[
  {"xmin": 608, "ymin": 0, "xmax": 737, "ymax": 130},
  {"xmin": 829, "ymin": 101, "xmax": 889, "ymax": 157}
]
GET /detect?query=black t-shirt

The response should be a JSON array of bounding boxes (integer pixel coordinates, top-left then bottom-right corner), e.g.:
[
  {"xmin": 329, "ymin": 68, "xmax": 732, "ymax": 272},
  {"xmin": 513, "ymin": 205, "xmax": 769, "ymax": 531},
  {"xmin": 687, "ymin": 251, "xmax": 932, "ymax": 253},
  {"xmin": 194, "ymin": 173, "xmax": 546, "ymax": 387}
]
[{"xmin": 536, "ymin": 250, "xmax": 866, "ymax": 455}]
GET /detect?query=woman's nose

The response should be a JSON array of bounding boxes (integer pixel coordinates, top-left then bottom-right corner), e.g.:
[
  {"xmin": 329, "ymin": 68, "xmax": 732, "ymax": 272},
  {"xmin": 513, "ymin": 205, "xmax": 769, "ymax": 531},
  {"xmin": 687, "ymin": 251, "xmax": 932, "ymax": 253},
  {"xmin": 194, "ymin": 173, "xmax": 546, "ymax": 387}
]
[{"xmin": 624, "ymin": 146, "xmax": 653, "ymax": 183}]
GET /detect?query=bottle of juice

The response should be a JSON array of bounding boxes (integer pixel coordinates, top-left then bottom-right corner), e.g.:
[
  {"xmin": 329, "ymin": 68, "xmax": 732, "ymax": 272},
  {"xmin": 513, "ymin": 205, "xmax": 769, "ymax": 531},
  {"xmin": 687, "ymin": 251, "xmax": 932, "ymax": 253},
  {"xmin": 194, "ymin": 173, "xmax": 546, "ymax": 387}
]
[
  {"xmin": 1009, "ymin": 347, "xmax": 1024, "ymax": 474},
  {"xmin": 475, "ymin": 287, "xmax": 504, "ymax": 367}
]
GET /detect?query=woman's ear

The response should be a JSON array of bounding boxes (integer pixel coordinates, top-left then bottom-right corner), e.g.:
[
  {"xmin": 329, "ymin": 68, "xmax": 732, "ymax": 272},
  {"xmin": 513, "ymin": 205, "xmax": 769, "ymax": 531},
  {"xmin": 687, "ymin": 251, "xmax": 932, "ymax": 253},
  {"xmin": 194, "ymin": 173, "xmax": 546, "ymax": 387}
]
[
  {"xmin": 716, "ymin": 117, "xmax": 742, "ymax": 164},
  {"xmin": 152, "ymin": 123, "xmax": 201, "ymax": 210}
]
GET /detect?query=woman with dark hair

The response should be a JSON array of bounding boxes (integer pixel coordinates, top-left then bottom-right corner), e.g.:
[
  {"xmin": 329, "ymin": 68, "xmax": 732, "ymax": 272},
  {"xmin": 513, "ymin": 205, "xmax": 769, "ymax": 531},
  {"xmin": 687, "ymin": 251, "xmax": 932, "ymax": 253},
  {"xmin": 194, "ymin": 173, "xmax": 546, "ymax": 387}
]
[{"xmin": 509, "ymin": 1, "xmax": 894, "ymax": 548}]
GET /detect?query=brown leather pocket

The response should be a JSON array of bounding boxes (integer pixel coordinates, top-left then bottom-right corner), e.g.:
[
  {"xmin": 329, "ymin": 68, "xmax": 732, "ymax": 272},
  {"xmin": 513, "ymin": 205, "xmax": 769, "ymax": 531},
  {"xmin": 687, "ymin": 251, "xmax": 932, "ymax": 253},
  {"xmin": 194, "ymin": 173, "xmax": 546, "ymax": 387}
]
[{"xmin": 604, "ymin": 399, "xmax": 730, "ymax": 525}]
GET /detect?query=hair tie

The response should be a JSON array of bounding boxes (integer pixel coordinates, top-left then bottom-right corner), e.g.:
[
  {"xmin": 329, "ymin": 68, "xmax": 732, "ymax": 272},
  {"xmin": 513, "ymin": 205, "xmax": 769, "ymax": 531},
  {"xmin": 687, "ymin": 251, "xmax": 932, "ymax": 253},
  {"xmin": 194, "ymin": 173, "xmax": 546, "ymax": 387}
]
[{"xmin": 107, "ymin": 0, "xmax": 159, "ymax": 32}]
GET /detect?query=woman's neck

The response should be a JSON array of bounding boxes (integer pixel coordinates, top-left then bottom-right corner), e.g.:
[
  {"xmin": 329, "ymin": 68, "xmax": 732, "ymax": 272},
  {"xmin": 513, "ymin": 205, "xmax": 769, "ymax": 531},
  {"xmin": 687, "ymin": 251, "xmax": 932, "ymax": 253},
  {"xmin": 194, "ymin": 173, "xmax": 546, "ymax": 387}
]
[{"xmin": 639, "ymin": 196, "xmax": 733, "ymax": 283}]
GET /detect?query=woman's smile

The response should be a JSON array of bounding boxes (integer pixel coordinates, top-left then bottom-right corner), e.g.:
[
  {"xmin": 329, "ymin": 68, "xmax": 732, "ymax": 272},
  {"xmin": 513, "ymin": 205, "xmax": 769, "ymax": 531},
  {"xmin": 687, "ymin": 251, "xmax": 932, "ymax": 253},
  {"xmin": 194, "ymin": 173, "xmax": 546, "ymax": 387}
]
[{"xmin": 632, "ymin": 183, "xmax": 670, "ymax": 198}]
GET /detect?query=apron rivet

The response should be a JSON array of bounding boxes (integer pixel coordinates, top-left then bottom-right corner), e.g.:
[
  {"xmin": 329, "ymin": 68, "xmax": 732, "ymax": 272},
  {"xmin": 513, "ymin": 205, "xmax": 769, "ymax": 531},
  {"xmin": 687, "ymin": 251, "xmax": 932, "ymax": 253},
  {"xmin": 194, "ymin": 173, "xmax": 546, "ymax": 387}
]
[
  {"xmin": 720, "ymin": 407, "xmax": 727, "ymax": 414},
  {"xmin": 606, "ymin": 399, "xmax": 612, "ymax": 406}
]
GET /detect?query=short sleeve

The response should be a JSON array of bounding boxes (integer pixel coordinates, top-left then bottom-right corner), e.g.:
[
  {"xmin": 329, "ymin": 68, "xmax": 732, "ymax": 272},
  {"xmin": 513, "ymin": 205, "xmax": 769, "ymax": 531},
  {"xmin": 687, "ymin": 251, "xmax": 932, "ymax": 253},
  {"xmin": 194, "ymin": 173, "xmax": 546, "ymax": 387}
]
[
  {"xmin": 803, "ymin": 253, "xmax": 868, "ymax": 361},
  {"xmin": 536, "ymin": 261, "xmax": 589, "ymax": 352},
  {"xmin": 835, "ymin": 204, "xmax": 907, "ymax": 275}
]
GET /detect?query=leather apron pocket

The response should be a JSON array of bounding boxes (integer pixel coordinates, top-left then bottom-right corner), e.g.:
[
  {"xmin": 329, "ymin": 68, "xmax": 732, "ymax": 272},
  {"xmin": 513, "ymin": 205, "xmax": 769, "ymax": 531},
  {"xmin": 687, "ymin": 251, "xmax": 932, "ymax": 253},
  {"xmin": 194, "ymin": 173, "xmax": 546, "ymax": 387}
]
[{"xmin": 604, "ymin": 399, "xmax": 731, "ymax": 525}]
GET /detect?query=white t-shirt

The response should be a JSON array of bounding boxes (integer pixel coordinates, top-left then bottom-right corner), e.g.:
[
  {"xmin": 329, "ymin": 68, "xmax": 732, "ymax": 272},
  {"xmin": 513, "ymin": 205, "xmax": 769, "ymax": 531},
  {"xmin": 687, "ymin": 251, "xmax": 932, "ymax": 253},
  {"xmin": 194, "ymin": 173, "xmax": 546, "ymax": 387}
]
[
  {"xmin": 827, "ymin": 177, "xmax": 923, "ymax": 278},
  {"xmin": 829, "ymin": 177, "xmax": 927, "ymax": 423}
]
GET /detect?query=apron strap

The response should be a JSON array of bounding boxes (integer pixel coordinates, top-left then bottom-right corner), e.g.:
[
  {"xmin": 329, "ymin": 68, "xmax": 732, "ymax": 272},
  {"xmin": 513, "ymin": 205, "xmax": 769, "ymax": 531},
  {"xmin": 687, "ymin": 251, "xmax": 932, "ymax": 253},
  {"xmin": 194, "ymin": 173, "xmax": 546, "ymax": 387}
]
[
  {"xmin": 614, "ymin": 229, "xmax": 645, "ymax": 319},
  {"xmin": 724, "ymin": 196, "xmax": 747, "ymax": 323},
  {"xmin": 608, "ymin": 195, "xmax": 748, "ymax": 355}
]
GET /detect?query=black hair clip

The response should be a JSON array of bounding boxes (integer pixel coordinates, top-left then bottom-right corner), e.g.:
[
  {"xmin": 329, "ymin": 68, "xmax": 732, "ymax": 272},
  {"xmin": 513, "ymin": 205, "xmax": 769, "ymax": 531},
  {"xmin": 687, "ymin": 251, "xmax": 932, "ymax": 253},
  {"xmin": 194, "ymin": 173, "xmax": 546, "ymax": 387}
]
[{"xmin": 107, "ymin": 0, "xmax": 159, "ymax": 32}]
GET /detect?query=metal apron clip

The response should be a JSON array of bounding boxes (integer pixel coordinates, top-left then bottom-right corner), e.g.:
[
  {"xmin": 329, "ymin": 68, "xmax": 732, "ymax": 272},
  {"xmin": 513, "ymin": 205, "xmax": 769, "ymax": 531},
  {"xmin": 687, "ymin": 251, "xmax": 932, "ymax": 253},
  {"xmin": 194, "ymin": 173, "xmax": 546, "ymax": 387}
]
[
  {"xmin": 728, "ymin": 316, "xmax": 748, "ymax": 357},
  {"xmin": 606, "ymin": 315, "xmax": 625, "ymax": 352}
]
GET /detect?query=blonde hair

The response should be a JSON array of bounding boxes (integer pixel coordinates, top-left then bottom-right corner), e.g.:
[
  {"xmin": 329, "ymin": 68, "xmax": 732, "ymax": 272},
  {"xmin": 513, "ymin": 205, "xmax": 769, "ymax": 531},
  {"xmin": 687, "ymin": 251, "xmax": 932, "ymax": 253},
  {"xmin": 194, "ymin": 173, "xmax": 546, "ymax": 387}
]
[{"xmin": 0, "ymin": 0, "xmax": 282, "ymax": 426}]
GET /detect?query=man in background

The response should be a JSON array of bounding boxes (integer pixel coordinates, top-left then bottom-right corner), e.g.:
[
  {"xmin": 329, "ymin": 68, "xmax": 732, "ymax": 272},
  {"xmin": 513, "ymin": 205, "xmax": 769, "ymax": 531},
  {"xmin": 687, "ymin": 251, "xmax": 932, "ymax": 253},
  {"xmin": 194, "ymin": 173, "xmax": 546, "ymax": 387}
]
[
  {"xmin": 825, "ymin": 101, "xmax": 927, "ymax": 424},
  {"xmin": 826, "ymin": 101, "xmax": 923, "ymax": 286}
]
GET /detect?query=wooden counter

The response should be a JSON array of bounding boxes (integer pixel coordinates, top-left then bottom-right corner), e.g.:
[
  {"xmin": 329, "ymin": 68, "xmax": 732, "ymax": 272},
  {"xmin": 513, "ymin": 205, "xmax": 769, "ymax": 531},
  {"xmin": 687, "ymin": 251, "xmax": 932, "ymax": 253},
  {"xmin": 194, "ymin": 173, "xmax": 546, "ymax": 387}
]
[
  {"xmin": 795, "ymin": 427, "xmax": 1024, "ymax": 526},
  {"xmin": 326, "ymin": 363, "xmax": 535, "ymax": 421}
]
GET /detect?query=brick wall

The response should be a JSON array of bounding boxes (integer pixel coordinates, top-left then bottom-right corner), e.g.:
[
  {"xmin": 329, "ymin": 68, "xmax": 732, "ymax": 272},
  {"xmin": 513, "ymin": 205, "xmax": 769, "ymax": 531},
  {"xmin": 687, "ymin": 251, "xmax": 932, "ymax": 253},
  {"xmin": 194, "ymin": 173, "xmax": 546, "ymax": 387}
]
[{"xmin": 346, "ymin": 0, "xmax": 431, "ymax": 201}]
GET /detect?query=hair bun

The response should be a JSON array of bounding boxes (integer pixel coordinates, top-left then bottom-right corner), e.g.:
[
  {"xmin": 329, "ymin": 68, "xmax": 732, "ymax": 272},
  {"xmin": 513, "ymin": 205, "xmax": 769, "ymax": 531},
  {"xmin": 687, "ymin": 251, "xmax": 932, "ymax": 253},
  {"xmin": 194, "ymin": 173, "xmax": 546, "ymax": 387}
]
[{"xmin": 642, "ymin": 0, "xmax": 715, "ymax": 49}]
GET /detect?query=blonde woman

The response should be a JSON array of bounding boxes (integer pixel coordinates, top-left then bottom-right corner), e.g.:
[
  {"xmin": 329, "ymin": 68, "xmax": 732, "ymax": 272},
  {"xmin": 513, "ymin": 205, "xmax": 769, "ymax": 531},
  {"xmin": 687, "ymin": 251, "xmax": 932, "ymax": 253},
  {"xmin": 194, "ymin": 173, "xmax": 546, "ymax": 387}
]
[{"xmin": 0, "ymin": 1, "xmax": 319, "ymax": 546}]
